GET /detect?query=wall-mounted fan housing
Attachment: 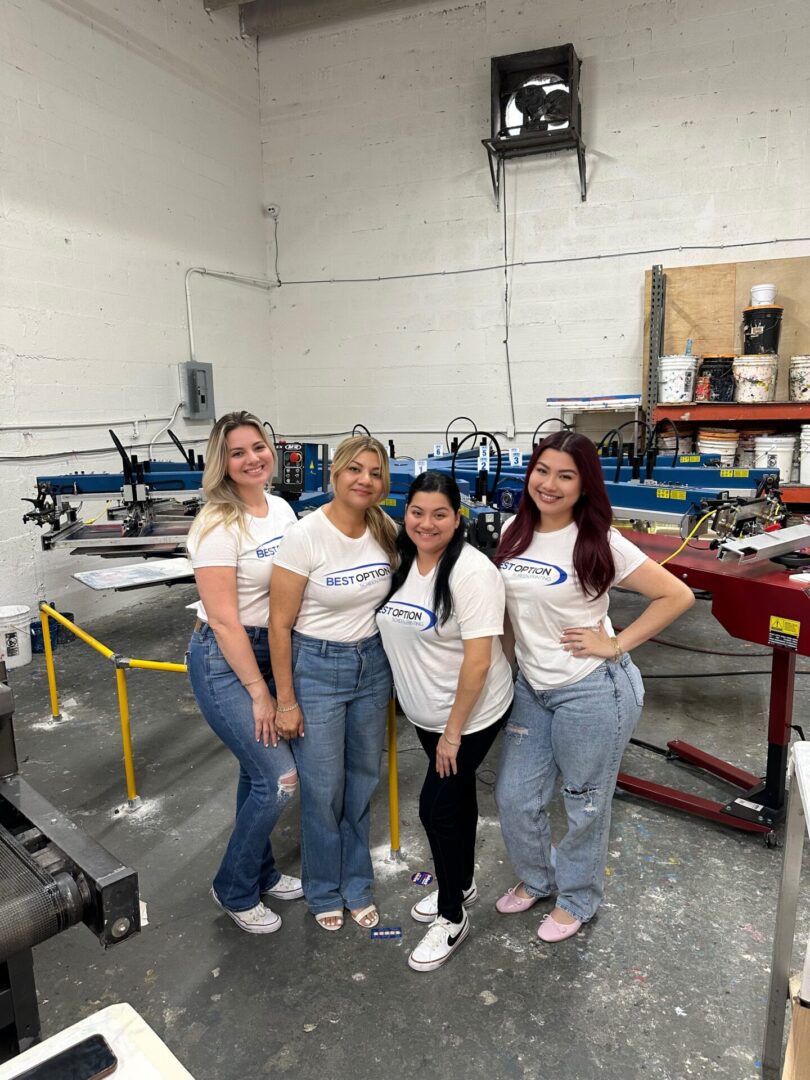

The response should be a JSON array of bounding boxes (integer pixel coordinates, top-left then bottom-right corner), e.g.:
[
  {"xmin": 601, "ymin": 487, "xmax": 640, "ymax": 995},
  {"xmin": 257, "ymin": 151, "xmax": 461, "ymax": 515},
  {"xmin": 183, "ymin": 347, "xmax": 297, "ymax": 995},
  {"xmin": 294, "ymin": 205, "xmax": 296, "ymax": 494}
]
[{"xmin": 483, "ymin": 44, "xmax": 585, "ymax": 204}]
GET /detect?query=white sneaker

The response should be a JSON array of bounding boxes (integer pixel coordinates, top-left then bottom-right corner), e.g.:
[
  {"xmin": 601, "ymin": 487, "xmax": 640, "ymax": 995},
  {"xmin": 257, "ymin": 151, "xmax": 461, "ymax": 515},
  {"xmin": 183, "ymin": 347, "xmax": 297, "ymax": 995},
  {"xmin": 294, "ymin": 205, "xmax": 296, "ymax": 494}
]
[
  {"xmin": 411, "ymin": 880, "xmax": 478, "ymax": 924},
  {"xmin": 262, "ymin": 873, "xmax": 304, "ymax": 901},
  {"xmin": 408, "ymin": 911, "xmax": 470, "ymax": 972},
  {"xmin": 211, "ymin": 888, "xmax": 282, "ymax": 934}
]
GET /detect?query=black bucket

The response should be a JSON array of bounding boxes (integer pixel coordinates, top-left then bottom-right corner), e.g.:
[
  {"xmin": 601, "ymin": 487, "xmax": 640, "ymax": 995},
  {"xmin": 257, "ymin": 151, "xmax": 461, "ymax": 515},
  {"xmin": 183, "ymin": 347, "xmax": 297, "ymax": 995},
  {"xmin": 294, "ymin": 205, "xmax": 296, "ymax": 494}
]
[
  {"xmin": 742, "ymin": 305, "xmax": 782, "ymax": 355},
  {"xmin": 698, "ymin": 356, "xmax": 736, "ymax": 402}
]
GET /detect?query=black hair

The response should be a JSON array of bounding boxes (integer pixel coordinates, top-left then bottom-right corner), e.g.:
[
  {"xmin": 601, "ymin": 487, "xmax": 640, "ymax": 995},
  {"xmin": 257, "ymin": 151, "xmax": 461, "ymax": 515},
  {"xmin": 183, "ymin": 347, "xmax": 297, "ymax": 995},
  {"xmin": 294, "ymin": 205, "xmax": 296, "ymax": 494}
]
[{"xmin": 379, "ymin": 471, "xmax": 467, "ymax": 627}]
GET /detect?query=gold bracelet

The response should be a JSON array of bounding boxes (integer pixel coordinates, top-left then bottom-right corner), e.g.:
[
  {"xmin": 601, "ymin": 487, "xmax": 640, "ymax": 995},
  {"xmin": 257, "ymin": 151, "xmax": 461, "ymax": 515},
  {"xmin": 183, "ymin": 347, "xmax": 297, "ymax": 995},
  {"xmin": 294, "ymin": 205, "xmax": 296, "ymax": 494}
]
[
  {"xmin": 276, "ymin": 701, "xmax": 300, "ymax": 713},
  {"xmin": 242, "ymin": 676, "xmax": 264, "ymax": 688},
  {"xmin": 611, "ymin": 636, "xmax": 624, "ymax": 662},
  {"xmin": 441, "ymin": 732, "xmax": 461, "ymax": 746}
]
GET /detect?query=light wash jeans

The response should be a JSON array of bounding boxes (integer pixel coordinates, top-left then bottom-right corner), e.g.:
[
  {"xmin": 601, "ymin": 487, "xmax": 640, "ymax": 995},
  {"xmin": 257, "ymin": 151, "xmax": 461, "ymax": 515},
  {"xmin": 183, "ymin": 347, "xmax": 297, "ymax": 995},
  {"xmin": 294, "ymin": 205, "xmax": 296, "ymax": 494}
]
[
  {"xmin": 495, "ymin": 656, "xmax": 644, "ymax": 922},
  {"xmin": 290, "ymin": 631, "xmax": 392, "ymax": 915},
  {"xmin": 187, "ymin": 623, "xmax": 297, "ymax": 912}
]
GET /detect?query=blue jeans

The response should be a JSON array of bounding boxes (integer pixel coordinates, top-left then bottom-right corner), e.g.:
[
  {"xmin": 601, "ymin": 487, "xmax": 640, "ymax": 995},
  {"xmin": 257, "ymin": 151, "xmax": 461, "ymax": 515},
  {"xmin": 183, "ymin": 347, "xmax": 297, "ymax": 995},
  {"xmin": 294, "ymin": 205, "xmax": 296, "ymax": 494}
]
[
  {"xmin": 495, "ymin": 656, "xmax": 644, "ymax": 922},
  {"xmin": 290, "ymin": 631, "xmax": 391, "ymax": 915},
  {"xmin": 187, "ymin": 623, "xmax": 297, "ymax": 912}
]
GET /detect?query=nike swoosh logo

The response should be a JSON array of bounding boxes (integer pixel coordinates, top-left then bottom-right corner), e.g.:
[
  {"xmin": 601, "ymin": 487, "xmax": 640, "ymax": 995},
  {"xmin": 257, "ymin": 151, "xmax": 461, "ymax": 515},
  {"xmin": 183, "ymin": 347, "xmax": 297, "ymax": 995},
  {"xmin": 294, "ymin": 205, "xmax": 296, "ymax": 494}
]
[{"xmin": 447, "ymin": 928, "xmax": 464, "ymax": 945}]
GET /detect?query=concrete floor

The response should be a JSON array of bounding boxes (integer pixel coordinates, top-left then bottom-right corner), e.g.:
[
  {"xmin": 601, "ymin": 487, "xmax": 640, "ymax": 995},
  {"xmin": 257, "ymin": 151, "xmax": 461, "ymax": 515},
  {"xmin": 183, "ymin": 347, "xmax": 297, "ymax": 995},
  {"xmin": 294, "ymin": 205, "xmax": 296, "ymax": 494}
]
[{"xmin": 5, "ymin": 585, "xmax": 810, "ymax": 1079}]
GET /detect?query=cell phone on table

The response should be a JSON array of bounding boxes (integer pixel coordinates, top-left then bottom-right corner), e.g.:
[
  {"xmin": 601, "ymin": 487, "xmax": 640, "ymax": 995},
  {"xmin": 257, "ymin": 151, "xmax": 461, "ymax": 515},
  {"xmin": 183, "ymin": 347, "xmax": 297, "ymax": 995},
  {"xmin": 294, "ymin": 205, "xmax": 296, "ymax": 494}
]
[{"xmin": 12, "ymin": 1033, "xmax": 117, "ymax": 1080}]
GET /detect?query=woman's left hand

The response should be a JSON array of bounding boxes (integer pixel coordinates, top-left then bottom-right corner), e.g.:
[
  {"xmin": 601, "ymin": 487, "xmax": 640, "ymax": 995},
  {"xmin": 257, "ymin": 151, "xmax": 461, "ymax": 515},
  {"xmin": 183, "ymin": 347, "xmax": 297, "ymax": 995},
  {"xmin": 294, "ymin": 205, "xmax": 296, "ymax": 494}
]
[
  {"xmin": 560, "ymin": 622, "xmax": 615, "ymax": 660},
  {"xmin": 436, "ymin": 733, "xmax": 460, "ymax": 778}
]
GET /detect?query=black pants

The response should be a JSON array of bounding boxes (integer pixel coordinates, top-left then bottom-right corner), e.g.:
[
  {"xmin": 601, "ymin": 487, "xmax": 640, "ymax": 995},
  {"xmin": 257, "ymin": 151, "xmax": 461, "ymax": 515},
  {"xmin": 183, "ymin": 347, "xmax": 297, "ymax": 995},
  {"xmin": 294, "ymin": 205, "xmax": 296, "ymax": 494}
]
[{"xmin": 415, "ymin": 709, "xmax": 509, "ymax": 923}]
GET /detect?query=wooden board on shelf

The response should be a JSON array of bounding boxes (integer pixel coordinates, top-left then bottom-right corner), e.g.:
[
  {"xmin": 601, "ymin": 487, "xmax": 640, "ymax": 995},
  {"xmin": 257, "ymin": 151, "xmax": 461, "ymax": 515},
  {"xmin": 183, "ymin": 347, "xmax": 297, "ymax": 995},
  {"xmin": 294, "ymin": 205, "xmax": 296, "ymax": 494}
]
[{"xmin": 643, "ymin": 256, "xmax": 810, "ymax": 409}]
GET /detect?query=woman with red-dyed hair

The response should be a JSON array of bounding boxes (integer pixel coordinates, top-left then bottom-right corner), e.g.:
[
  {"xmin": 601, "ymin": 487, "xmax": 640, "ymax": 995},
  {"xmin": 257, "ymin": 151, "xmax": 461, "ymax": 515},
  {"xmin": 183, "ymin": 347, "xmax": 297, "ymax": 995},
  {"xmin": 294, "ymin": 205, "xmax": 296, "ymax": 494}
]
[{"xmin": 493, "ymin": 432, "xmax": 693, "ymax": 941}]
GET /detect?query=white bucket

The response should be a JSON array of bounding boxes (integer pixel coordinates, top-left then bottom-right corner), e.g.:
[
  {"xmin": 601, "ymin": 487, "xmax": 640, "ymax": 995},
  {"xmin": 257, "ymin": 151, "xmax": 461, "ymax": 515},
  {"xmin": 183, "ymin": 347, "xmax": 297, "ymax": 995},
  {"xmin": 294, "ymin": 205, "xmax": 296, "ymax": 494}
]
[
  {"xmin": 801, "ymin": 425, "xmax": 810, "ymax": 483},
  {"xmin": 733, "ymin": 355, "xmax": 778, "ymax": 403},
  {"xmin": 697, "ymin": 439, "xmax": 737, "ymax": 465},
  {"xmin": 657, "ymin": 355, "xmax": 698, "ymax": 404},
  {"xmin": 751, "ymin": 283, "xmax": 777, "ymax": 306},
  {"xmin": 0, "ymin": 605, "xmax": 32, "ymax": 670},
  {"xmin": 754, "ymin": 435, "xmax": 796, "ymax": 481},
  {"xmin": 789, "ymin": 356, "xmax": 810, "ymax": 402}
]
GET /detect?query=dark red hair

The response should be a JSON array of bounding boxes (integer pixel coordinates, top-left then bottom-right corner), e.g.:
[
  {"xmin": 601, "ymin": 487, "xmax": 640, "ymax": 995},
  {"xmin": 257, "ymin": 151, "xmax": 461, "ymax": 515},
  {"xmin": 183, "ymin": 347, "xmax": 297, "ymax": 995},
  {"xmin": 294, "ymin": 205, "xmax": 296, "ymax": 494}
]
[{"xmin": 494, "ymin": 432, "xmax": 615, "ymax": 599}]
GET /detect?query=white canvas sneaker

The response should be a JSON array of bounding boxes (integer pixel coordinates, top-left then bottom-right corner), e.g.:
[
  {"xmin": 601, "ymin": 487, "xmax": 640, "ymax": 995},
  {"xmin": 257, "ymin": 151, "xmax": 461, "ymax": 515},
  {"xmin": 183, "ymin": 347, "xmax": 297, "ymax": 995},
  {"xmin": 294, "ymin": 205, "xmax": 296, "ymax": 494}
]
[
  {"xmin": 211, "ymin": 889, "xmax": 282, "ymax": 934},
  {"xmin": 262, "ymin": 874, "xmax": 304, "ymax": 901},
  {"xmin": 408, "ymin": 911, "xmax": 470, "ymax": 972},
  {"xmin": 410, "ymin": 880, "xmax": 478, "ymax": 924}
]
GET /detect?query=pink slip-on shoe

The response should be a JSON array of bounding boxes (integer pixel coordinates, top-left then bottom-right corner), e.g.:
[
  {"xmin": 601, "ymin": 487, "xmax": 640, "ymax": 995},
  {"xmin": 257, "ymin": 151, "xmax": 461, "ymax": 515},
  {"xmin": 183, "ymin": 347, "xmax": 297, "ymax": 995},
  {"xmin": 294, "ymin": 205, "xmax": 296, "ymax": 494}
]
[
  {"xmin": 537, "ymin": 912, "xmax": 582, "ymax": 942},
  {"xmin": 496, "ymin": 883, "xmax": 540, "ymax": 914}
]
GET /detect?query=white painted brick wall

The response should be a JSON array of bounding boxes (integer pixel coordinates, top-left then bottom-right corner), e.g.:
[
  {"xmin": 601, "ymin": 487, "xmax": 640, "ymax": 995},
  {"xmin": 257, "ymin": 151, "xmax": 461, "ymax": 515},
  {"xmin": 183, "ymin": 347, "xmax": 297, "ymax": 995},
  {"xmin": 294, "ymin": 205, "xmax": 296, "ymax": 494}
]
[
  {"xmin": 259, "ymin": 0, "xmax": 810, "ymax": 455},
  {"xmin": 0, "ymin": 0, "xmax": 272, "ymax": 621}
]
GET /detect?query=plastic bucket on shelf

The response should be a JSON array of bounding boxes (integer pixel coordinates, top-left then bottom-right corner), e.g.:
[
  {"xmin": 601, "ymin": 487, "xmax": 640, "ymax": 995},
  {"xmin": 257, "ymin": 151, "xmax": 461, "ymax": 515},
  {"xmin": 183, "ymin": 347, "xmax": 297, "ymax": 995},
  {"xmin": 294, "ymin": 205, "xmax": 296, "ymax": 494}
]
[
  {"xmin": 751, "ymin": 283, "xmax": 777, "ymax": 306},
  {"xmin": 657, "ymin": 355, "xmax": 698, "ymax": 404},
  {"xmin": 742, "ymin": 306, "xmax": 783, "ymax": 355},
  {"xmin": 800, "ymin": 425, "xmax": 810, "ymax": 485},
  {"xmin": 753, "ymin": 434, "xmax": 797, "ymax": 481},
  {"xmin": 733, "ymin": 355, "xmax": 778, "ymax": 403},
  {"xmin": 0, "ymin": 605, "xmax": 33, "ymax": 670},
  {"xmin": 698, "ymin": 356, "xmax": 736, "ymax": 402},
  {"xmin": 789, "ymin": 356, "xmax": 810, "ymax": 402}
]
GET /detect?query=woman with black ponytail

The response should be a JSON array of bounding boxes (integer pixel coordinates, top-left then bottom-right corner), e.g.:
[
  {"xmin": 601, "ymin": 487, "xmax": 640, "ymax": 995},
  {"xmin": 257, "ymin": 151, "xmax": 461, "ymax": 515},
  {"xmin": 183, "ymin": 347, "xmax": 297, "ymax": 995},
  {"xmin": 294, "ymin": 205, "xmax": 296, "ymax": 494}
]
[{"xmin": 377, "ymin": 472, "xmax": 513, "ymax": 972}]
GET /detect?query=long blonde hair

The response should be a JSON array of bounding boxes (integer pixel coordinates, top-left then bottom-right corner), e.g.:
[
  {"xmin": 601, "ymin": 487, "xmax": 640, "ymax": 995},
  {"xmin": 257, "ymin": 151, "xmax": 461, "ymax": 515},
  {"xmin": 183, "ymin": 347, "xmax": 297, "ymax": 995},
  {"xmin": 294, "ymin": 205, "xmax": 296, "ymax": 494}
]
[
  {"xmin": 188, "ymin": 411, "xmax": 274, "ymax": 547},
  {"xmin": 330, "ymin": 435, "xmax": 397, "ymax": 563}
]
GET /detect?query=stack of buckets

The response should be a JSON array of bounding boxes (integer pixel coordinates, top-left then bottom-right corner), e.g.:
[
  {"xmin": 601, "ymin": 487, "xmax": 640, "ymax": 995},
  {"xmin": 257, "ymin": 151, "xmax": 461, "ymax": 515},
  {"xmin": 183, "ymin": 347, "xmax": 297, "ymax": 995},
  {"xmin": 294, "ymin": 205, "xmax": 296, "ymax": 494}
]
[
  {"xmin": 733, "ymin": 283, "xmax": 781, "ymax": 403},
  {"xmin": 696, "ymin": 428, "xmax": 738, "ymax": 465},
  {"xmin": 657, "ymin": 355, "xmax": 698, "ymax": 403}
]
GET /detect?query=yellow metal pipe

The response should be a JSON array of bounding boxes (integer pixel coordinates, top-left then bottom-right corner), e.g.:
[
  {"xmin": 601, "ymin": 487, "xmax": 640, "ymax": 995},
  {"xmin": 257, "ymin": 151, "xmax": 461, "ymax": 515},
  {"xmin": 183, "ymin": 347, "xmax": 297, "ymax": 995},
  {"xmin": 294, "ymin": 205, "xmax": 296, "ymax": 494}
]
[
  {"xmin": 39, "ymin": 603, "xmax": 114, "ymax": 660},
  {"xmin": 387, "ymin": 699, "xmax": 400, "ymax": 855},
  {"xmin": 114, "ymin": 668, "xmax": 140, "ymax": 807},
  {"xmin": 39, "ymin": 609, "xmax": 61, "ymax": 720},
  {"xmin": 127, "ymin": 659, "xmax": 187, "ymax": 673}
]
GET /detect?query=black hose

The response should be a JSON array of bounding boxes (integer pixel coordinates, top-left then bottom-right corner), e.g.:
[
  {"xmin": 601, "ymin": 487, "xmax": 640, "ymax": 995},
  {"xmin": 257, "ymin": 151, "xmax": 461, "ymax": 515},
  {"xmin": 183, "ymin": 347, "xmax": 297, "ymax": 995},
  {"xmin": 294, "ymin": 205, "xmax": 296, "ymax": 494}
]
[
  {"xmin": 450, "ymin": 430, "xmax": 503, "ymax": 500},
  {"xmin": 444, "ymin": 416, "xmax": 478, "ymax": 455},
  {"xmin": 532, "ymin": 418, "xmax": 572, "ymax": 447}
]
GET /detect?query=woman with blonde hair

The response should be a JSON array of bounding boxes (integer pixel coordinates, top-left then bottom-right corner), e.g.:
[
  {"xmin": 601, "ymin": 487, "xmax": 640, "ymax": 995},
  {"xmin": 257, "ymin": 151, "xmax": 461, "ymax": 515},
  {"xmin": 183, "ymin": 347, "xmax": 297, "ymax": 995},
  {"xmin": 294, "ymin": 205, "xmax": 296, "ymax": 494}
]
[
  {"xmin": 186, "ymin": 411, "xmax": 302, "ymax": 934},
  {"xmin": 270, "ymin": 435, "xmax": 397, "ymax": 931}
]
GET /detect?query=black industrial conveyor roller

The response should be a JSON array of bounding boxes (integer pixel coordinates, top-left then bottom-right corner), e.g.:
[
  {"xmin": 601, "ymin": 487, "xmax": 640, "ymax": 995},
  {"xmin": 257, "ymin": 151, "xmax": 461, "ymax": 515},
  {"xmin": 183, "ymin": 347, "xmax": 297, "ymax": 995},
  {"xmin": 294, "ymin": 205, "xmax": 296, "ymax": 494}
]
[{"xmin": 0, "ymin": 679, "xmax": 140, "ymax": 1061}]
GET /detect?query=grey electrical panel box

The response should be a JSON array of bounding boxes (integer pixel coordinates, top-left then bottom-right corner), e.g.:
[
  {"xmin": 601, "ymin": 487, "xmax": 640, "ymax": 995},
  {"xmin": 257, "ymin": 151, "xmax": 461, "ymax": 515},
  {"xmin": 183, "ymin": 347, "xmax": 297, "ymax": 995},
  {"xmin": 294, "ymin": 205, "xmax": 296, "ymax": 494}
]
[{"xmin": 180, "ymin": 362, "xmax": 215, "ymax": 421}]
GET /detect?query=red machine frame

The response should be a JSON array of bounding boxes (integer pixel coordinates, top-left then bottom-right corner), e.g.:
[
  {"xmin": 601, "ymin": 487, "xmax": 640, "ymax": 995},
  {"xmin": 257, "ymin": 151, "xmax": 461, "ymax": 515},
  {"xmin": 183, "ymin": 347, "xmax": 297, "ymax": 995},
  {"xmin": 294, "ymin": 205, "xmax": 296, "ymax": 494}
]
[{"xmin": 618, "ymin": 530, "xmax": 809, "ymax": 839}]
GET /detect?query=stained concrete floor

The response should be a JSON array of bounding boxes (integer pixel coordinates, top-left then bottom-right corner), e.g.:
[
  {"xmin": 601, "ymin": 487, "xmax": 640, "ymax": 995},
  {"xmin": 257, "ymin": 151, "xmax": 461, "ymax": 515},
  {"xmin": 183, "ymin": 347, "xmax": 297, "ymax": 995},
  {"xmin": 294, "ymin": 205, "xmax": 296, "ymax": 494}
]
[{"xmin": 5, "ymin": 585, "xmax": 810, "ymax": 1080}]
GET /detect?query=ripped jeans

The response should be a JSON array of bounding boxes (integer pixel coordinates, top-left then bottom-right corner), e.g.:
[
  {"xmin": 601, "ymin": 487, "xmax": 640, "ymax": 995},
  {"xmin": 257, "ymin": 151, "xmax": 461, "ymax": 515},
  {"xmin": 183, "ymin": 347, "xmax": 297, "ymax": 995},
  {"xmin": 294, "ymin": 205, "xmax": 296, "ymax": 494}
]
[
  {"xmin": 495, "ymin": 658, "xmax": 643, "ymax": 922},
  {"xmin": 188, "ymin": 622, "xmax": 298, "ymax": 911}
]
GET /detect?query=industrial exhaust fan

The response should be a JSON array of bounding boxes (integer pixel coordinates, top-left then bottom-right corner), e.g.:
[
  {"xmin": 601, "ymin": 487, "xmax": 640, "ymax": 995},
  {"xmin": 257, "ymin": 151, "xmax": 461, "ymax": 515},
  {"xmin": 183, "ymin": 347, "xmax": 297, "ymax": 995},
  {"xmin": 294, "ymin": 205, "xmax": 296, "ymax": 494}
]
[{"xmin": 483, "ymin": 43, "xmax": 585, "ymax": 204}]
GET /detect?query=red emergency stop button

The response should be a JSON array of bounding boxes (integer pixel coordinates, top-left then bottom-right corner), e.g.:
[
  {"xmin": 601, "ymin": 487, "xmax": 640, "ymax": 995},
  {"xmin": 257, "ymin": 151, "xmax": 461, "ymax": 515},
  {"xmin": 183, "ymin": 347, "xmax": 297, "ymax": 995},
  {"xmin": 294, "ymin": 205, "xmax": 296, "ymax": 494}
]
[{"xmin": 289, "ymin": 452, "xmax": 302, "ymax": 463}]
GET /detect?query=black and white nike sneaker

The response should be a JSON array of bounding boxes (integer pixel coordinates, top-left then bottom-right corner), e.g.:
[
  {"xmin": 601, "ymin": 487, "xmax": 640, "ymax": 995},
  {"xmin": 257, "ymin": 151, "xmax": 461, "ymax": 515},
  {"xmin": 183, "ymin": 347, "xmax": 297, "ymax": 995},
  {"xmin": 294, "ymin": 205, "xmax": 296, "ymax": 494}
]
[
  {"xmin": 407, "ymin": 911, "xmax": 470, "ymax": 972},
  {"xmin": 411, "ymin": 880, "xmax": 478, "ymax": 924}
]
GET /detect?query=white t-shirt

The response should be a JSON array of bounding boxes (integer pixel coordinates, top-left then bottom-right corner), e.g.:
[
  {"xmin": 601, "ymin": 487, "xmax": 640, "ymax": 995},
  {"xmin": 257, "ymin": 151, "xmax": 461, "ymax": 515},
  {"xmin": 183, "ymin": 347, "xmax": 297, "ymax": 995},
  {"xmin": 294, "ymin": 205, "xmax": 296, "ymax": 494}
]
[
  {"xmin": 187, "ymin": 493, "xmax": 297, "ymax": 627},
  {"xmin": 273, "ymin": 507, "xmax": 392, "ymax": 642},
  {"xmin": 499, "ymin": 518, "xmax": 648, "ymax": 690},
  {"xmin": 376, "ymin": 543, "xmax": 513, "ymax": 733}
]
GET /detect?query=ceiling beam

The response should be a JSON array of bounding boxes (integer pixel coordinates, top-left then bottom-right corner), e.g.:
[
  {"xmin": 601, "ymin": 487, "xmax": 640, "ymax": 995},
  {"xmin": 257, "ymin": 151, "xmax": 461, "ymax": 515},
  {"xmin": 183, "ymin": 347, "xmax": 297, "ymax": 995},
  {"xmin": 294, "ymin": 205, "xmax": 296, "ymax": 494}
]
[
  {"xmin": 203, "ymin": 0, "xmax": 254, "ymax": 12},
  {"xmin": 243, "ymin": 0, "xmax": 425, "ymax": 37}
]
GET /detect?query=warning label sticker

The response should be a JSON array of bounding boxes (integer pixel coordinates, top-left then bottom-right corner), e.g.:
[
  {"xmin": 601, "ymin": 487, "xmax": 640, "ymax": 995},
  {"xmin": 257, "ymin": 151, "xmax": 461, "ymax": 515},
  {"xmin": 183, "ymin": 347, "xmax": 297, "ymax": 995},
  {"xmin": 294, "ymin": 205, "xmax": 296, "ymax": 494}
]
[{"xmin": 768, "ymin": 616, "xmax": 800, "ymax": 650}]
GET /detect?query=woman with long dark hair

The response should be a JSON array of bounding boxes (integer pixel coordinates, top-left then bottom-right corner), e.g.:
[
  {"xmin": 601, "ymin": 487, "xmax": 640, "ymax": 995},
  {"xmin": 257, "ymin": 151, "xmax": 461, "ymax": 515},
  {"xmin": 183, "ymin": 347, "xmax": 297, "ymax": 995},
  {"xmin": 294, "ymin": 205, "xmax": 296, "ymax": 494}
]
[
  {"xmin": 493, "ymin": 432, "xmax": 693, "ymax": 941},
  {"xmin": 377, "ymin": 472, "xmax": 513, "ymax": 971}
]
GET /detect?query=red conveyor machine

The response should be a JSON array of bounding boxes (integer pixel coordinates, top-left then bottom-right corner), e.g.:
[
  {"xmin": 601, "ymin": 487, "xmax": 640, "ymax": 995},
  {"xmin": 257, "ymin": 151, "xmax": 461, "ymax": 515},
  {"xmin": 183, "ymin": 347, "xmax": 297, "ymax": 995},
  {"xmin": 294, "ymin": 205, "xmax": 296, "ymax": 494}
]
[{"xmin": 619, "ymin": 531, "xmax": 810, "ymax": 842}]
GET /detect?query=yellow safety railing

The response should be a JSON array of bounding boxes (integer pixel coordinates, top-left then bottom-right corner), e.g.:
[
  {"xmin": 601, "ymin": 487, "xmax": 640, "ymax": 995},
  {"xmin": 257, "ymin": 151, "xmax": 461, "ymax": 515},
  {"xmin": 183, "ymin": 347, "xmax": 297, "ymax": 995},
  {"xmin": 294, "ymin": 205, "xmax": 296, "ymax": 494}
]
[
  {"xmin": 37, "ymin": 603, "xmax": 403, "ymax": 849},
  {"xmin": 387, "ymin": 699, "xmax": 400, "ymax": 858},
  {"xmin": 39, "ymin": 602, "xmax": 188, "ymax": 811}
]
